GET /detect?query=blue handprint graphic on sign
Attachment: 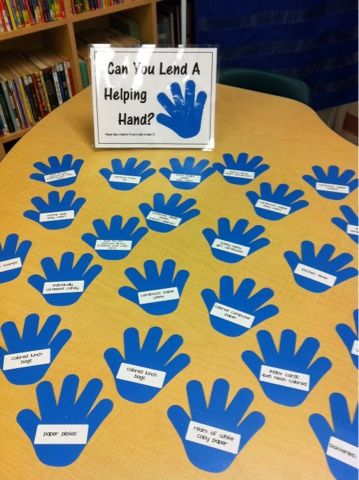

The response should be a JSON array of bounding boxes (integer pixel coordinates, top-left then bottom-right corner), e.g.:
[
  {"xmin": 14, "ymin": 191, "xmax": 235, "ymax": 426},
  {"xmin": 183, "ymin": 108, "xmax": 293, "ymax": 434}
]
[
  {"xmin": 303, "ymin": 165, "xmax": 358, "ymax": 200},
  {"xmin": 82, "ymin": 215, "xmax": 148, "ymax": 260},
  {"xmin": 0, "ymin": 314, "xmax": 71, "ymax": 385},
  {"xmin": 168, "ymin": 379, "xmax": 265, "ymax": 473},
  {"xmin": 139, "ymin": 193, "xmax": 200, "ymax": 233},
  {"xmin": 159, "ymin": 157, "xmax": 215, "ymax": 190},
  {"xmin": 202, "ymin": 276, "xmax": 279, "ymax": 337},
  {"xmin": 24, "ymin": 191, "xmax": 85, "ymax": 230},
  {"xmin": 28, "ymin": 252, "xmax": 102, "ymax": 306},
  {"xmin": 0, "ymin": 234, "xmax": 31, "ymax": 284},
  {"xmin": 336, "ymin": 310, "xmax": 359, "ymax": 369},
  {"xmin": 30, "ymin": 153, "xmax": 83, "ymax": 187},
  {"xmin": 214, "ymin": 153, "xmax": 269, "ymax": 185},
  {"xmin": 99, "ymin": 158, "xmax": 155, "ymax": 191},
  {"xmin": 242, "ymin": 329, "xmax": 332, "ymax": 406},
  {"xmin": 246, "ymin": 183, "xmax": 309, "ymax": 220},
  {"xmin": 284, "ymin": 241, "xmax": 357, "ymax": 293},
  {"xmin": 17, "ymin": 374, "xmax": 113, "ymax": 466},
  {"xmin": 309, "ymin": 393, "xmax": 358, "ymax": 480},
  {"xmin": 203, "ymin": 218, "xmax": 269, "ymax": 263},
  {"xmin": 157, "ymin": 80, "xmax": 207, "ymax": 138},
  {"xmin": 104, "ymin": 326, "xmax": 190, "ymax": 403},
  {"xmin": 332, "ymin": 206, "xmax": 359, "ymax": 243},
  {"xmin": 118, "ymin": 259, "xmax": 189, "ymax": 315}
]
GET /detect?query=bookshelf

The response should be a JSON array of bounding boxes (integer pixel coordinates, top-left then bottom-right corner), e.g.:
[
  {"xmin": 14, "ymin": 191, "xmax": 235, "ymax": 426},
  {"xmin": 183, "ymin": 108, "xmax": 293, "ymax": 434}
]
[{"xmin": 0, "ymin": 0, "xmax": 158, "ymax": 159}]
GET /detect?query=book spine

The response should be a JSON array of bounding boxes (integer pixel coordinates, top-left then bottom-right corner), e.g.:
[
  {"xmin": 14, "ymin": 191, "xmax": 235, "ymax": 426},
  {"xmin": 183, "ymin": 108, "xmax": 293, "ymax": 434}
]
[
  {"xmin": 63, "ymin": 60, "xmax": 74, "ymax": 97},
  {"xmin": 31, "ymin": 73, "xmax": 45, "ymax": 118},
  {"xmin": 21, "ymin": 76, "xmax": 36, "ymax": 124},
  {"xmin": 4, "ymin": 0, "xmax": 16, "ymax": 28},
  {"xmin": 56, "ymin": 62, "xmax": 69, "ymax": 101},
  {"xmin": 0, "ymin": 84, "xmax": 15, "ymax": 132},
  {"xmin": 9, "ymin": 0, "xmax": 22, "ymax": 27},
  {"xmin": 51, "ymin": 65, "xmax": 63, "ymax": 105},
  {"xmin": 12, "ymin": 78, "xmax": 28, "ymax": 128},
  {"xmin": 4, "ymin": 81, "xmax": 21, "ymax": 130},
  {"xmin": 42, "ymin": 67, "xmax": 58, "ymax": 110},
  {"xmin": 39, "ymin": 71, "xmax": 51, "ymax": 113},
  {"xmin": 35, "ymin": 72, "xmax": 50, "ymax": 116},
  {"xmin": 0, "ymin": 101, "xmax": 9, "ymax": 135},
  {"xmin": 17, "ymin": 76, "xmax": 34, "ymax": 126},
  {"xmin": 0, "ymin": 0, "xmax": 11, "ymax": 30},
  {"xmin": 27, "ymin": 75, "xmax": 42, "ymax": 121}
]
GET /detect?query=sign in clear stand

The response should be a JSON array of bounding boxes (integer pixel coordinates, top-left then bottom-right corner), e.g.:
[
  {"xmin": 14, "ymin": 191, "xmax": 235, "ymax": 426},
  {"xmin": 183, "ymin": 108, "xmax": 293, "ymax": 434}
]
[{"xmin": 90, "ymin": 45, "xmax": 217, "ymax": 149}]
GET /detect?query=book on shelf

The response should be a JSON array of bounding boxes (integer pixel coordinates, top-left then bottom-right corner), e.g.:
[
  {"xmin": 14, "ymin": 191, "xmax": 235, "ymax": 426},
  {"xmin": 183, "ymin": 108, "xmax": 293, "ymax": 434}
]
[
  {"xmin": 70, "ymin": 0, "xmax": 136, "ymax": 15},
  {"xmin": 0, "ymin": 0, "xmax": 64, "ymax": 32}
]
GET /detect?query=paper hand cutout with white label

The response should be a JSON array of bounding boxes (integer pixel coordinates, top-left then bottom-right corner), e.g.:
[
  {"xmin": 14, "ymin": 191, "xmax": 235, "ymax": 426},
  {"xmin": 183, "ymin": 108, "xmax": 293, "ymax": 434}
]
[
  {"xmin": 201, "ymin": 276, "xmax": 279, "ymax": 337},
  {"xmin": 203, "ymin": 218, "xmax": 269, "ymax": 263},
  {"xmin": 332, "ymin": 206, "xmax": 359, "ymax": 244},
  {"xmin": 168, "ymin": 378, "xmax": 265, "ymax": 473},
  {"xmin": 159, "ymin": 156, "xmax": 215, "ymax": 190},
  {"xmin": 0, "ymin": 314, "xmax": 71, "ymax": 385},
  {"xmin": 0, "ymin": 233, "xmax": 31, "ymax": 284},
  {"xmin": 284, "ymin": 241, "xmax": 357, "ymax": 293},
  {"xmin": 303, "ymin": 165, "xmax": 358, "ymax": 200},
  {"xmin": 214, "ymin": 152, "xmax": 269, "ymax": 185},
  {"xmin": 99, "ymin": 157, "xmax": 156, "ymax": 191},
  {"xmin": 104, "ymin": 326, "xmax": 190, "ymax": 403},
  {"xmin": 24, "ymin": 191, "xmax": 85, "ymax": 230},
  {"xmin": 30, "ymin": 153, "xmax": 83, "ymax": 187},
  {"xmin": 246, "ymin": 182, "xmax": 309, "ymax": 220},
  {"xmin": 139, "ymin": 193, "xmax": 200, "ymax": 233},
  {"xmin": 242, "ymin": 329, "xmax": 332, "ymax": 406},
  {"xmin": 82, "ymin": 215, "xmax": 148, "ymax": 260},
  {"xmin": 28, "ymin": 252, "xmax": 102, "ymax": 306},
  {"xmin": 157, "ymin": 80, "xmax": 207, "ymax": 138},
  {"xmin": 309, "ymin": 393, "xmax": 358, "ymax": 480},
  {"xmin": 17, "ymin": 374, "xmax": 113, "ymax": 466},
  {"xmin": 336, "ymin": 310, "xmax": 359, "ymax": 369},
  {"xmin": 118, "ymin": 259, "xmax": 189, "ymax": 315}
]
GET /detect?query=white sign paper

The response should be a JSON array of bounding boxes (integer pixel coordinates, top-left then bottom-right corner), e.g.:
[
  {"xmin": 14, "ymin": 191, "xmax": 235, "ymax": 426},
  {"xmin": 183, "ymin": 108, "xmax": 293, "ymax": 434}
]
[
  {"xmin": 116, "ymin": 362, "xmax": 166, "ymax": 388},
  {"xmin": 185, "ymin": 421, "xmax": 240, "ymax": 454}
]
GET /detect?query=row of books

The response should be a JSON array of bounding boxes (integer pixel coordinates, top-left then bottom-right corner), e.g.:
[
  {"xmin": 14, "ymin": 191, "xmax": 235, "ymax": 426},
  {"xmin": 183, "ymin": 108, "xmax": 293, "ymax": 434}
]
[
  {"xmin": 0, "ymin": 51, "xmax": 74, "ymax": 136},
  {"xmin": 0, "ymin": 0, "xmax": 65, "ymax": 32},
  {"xmin": 70, "ymin": 0, "xmax": 135, "ymax": 15},
  {"xmin": 157, "ymin": 0, "xmax": 193, "ymax": 45}
]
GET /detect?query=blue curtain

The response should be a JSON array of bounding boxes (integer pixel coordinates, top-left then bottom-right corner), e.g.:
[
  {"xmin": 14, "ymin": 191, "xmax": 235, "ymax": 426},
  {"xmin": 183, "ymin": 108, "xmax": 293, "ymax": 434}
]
[{"xmin": 194, "ymin": 0, "xmax": 358, "ymax": 110}]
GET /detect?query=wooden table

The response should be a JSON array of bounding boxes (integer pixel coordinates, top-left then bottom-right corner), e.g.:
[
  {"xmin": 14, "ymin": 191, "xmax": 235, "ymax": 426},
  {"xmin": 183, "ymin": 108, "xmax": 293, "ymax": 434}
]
[{"xmin": 0, "ymin": 85, "xmax": 357, "ymax": 480}]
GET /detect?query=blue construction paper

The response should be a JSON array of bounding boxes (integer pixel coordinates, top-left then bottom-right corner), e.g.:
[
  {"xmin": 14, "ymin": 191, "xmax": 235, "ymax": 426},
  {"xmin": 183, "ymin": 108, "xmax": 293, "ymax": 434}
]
[
  {"xmin": 331, "ymin": 205, "xmax": 359, "ymax": 243},
  {"xmin": 99, "ymin": 158, "xmax": 155, "ymax": 191},
  {"xmin": 159, "ymin": 157, "xmax": 215, "ymax": 190},
  {"xmin": 336, "ymin": 310, "xmax": 359, "ymax": 369},
  {"xmin": 214, "ymin": 152, "xmax": 269, "ymax": 185},
  {"xmin": 0, "ymin": 234, "xmax": 31, "ymax": 284},
  {"xmin": 30, "ymin": 153, "xmax": 83, "ymax": 187},
  {"xmin": 303, "ymin": 165, "xmax": 358, "ymax": 200}
]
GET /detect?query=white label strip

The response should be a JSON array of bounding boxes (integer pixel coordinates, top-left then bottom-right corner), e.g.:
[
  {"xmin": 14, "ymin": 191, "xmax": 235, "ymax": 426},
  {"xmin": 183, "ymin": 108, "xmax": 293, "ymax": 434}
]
[
  {"xmin": 210, "ymin": 302, "xmax": 255, "ymax": 328},
  {"xmin": 109, "ymin": 174, "xmax": 141, "ymax": 184},
  {"xmin": 3, "ymin": 348, "xmax": 51, "ymax": 370},
  {"xmin": 146, "ymin": 211, "xmax": 181, "ymax": 227},
  {"xmin": 327, "ymin": 436, "xmax": 358, "ymax": 469},
  {"xmin": 185, "ymin": 421, "xmax": 240, "ymax": 454},
  {"xmin": 211, "ymin": 238, "xmax": 250, "ymax": 257},
  {"xmin": 351, "ymin": 339, "xmax": 359, "ymax": 356},
  {"xmin": 170, "ymin": 173, "xmax": 201, "ymax": 183},
  {"xmin": 95, "ymin": 239, "xmax": 132, "ymax": 250},
  {"xmin": 294, "ymin": 263, "xmax": 336, "ymax": 287},
  {"xmin": 43, "ymin": 280, "xmax": 84, "ymax": 294},
  {"xmin": 39, "ymin": 210, "xmax": 75, "ymax": 223},
  {"xmin": 347, "ymin": 224, "xmax": 359, "ymax": 236},
  {"xmin": 34, "ymin": 424, "xmax": 89, "ymax": 445},
  {"xmin": 260, "ymin": 365, "xmax": 310, "ymax": 391},
  {"xmin": 0, "ymin": 257, "xmax": 22, "ymax": 273},
  {"xmin": 44, "ymin": 170, "xmax": 76, "ymax": 182},
  {"xmin": 138, "ymin": 287, "xmax": 179, "ymax": 305},
  {"xmin": 316, "ymin": 182, "xmax": 349, "ymax": 194},
  {"xmin": 223, "ymin": 169, "xmax": 255, "ymax": 179},
  {"xmin": 116, "ymin": 362, "xmax": 166, "ymax": 388},
  {"xmin": 255, "ymin": 199, "xmax": 291, "ymax": 215}
]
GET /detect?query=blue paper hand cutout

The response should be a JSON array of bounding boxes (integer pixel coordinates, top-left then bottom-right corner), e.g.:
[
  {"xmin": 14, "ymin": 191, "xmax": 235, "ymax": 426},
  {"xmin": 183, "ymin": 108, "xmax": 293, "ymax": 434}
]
[
  {"xmin": 17, "ymin": 374, "xmax": 113, "ymax": 466},
  {"xmin": 118, "ymin": 259, "xmax": 189, "ymax": 315},
  {"xmin": 30, "ymin": 153, "xmax": 83, "ymax": 187},
  {"xmin": 336, "ymin": 310, "xmax": 359, "ymax": 369},
  {"xmin": 0, "ymin": 314, "xmax": 71, "ymax": 385},
  {"xmin": 246, "ymin": 183, "xmax": 309, "ymax": 220},
  {"xmin": 284, "ymin": 241, "xmax": 357, "ymax": 293},
  {"xmin": 303, "ymin": 165, "xmax": 358, "ymax": 200},
  {"xmin": 203, "ymin": 218, "xmax": 269, "ymax": 263},
  {"xmin": 0, "ymin": 234, "xmax": 31, "ymax": 284},
  {"xmin": 242, "ymin": 329, "xmax": 332, "ymax": 406},
  {"xmin": 214, "ymin": 152, "xmax": 269, "ymax": 185},
  {"xmin": 104, "ymin": 326, "xmax": 190, "ymax": 403},
  {"xmin": 310, "ymin": 393, "xmax": 358, "ymax": 480},
  {"xmin": 159, "ymin": 157, "xmax": 215, "ymax": 190},
  {"xmin": 202, "ymin": 276, "xmax": 279, "ymax": 337},
  {"xmin": 139, "ymin": 193, "xmax": 200, "ymax": 233},
  {"xmin": 168, "ymin": 379, "xmax": 265, "ymax": 473},
  {"xmin": 28, "ymin": 252, "xmax": 102, "ymax": 306},
  {"xmin": 99, "ymin": 158, "xmax": 155, "ymax": 191},
  {"xmin": 82, "ymin": 215, "xmax": 148, "ymax": 260},
  {"xmin": 24, "ymin": 191, "xmax": 85, "ymax": 230},
  {"xmin": 332, "ymin": 206, "xmax": 359, "ymax": 243},
  {"xmin": 157, "ymin": 80, "xmax": 207, "ymax": 138}
]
